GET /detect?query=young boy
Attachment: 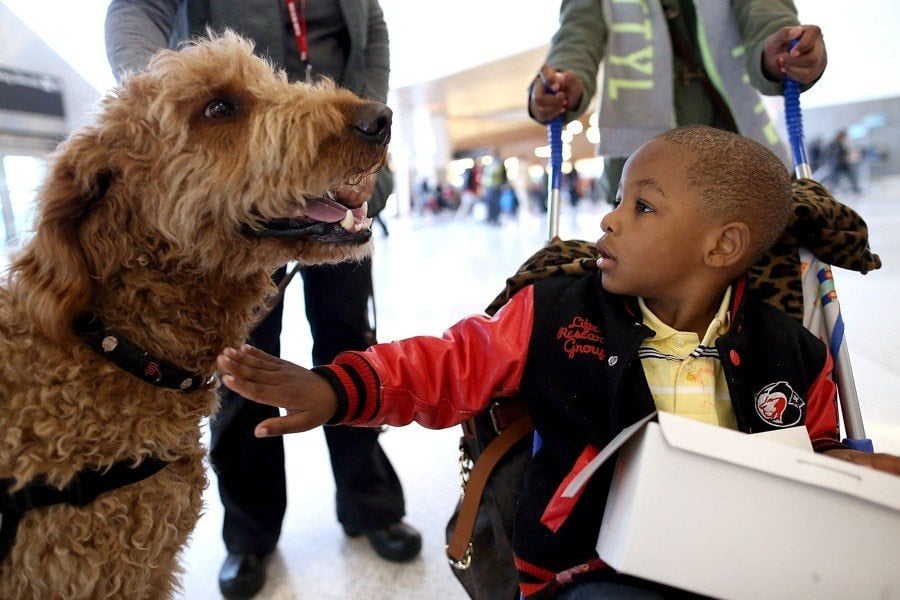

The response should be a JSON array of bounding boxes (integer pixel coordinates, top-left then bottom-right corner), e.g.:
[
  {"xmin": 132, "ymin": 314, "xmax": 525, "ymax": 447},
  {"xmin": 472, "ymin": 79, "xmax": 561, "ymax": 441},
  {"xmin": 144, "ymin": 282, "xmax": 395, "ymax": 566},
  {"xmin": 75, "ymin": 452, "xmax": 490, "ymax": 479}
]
[{"xmin": 217, "ymin": 125, "xmax": 900, "ymax": 599}]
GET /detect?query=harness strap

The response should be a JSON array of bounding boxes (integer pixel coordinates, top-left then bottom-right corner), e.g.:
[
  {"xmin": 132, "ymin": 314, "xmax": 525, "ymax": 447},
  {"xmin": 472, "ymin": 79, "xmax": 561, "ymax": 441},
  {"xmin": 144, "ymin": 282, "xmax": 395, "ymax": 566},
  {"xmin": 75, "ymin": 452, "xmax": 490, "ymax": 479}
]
[{"xmin": 0, "ymin": 456, "xmax": 168, "ymax": 563}]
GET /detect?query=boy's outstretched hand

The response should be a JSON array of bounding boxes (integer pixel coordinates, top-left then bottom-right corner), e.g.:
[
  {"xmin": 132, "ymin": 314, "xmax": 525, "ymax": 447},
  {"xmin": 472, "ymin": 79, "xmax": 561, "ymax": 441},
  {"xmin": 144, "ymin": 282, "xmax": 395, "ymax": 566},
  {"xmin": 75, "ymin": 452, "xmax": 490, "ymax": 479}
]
[{"xmin": 216, "ymin": 344, "xmax": 338, "ymax": 437}]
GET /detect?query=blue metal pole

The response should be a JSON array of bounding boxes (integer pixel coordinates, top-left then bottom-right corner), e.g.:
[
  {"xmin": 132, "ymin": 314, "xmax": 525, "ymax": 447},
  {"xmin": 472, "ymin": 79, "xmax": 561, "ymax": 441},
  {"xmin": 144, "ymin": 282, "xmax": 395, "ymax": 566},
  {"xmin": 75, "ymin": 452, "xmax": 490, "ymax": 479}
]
[{"xmin": 782, "ymin": 42, "xmax": 873, "ymax": 452}]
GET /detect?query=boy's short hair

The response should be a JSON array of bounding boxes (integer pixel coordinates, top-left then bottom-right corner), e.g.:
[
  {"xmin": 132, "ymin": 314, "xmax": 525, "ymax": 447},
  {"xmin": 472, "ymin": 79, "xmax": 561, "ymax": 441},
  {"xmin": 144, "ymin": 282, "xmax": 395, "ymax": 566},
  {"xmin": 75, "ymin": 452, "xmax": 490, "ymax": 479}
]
[{"xmin": 655, "ymin": 125, "xmax": 792, "ymax": 264}]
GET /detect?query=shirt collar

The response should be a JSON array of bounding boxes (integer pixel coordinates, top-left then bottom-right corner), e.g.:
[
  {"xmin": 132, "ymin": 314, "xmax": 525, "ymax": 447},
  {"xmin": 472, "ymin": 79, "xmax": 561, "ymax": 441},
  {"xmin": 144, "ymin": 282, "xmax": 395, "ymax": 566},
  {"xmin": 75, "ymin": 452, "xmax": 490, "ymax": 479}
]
[{"xmin": 638, "ymin": 286, "xmax": 732, "ymax": 345}]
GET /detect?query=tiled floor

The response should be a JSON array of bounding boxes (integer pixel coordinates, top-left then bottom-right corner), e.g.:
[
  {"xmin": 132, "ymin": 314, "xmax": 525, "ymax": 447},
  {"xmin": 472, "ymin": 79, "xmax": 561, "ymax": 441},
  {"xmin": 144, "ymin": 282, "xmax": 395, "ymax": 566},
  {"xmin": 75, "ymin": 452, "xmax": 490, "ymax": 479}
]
[{"xmin": 174, "ymin": 175, "xmax": 900, "ymax": 599}]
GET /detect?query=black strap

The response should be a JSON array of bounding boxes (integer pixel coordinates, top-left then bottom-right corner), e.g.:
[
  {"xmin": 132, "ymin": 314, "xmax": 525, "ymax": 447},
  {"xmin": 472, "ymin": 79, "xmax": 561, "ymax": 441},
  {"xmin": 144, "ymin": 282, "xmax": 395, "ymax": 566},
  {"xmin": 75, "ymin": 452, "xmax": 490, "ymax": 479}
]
[
  {"xmin": 250, "ymin": 262, "xmax": 302, "ymax": 331},
  {"xmin": 1, "ymin": 457, "xmax": 168, "ymax": 563},
  {"xmin": 0, "ymin": 456, "xmax": 168, "ymax": 514},
  {"xmin": 0, "ymin": 511, "xmax": 19, "ymax": 564},
  {"xmin": 74, "ymin": 315, "xmax": 212, "ymax": 392}
]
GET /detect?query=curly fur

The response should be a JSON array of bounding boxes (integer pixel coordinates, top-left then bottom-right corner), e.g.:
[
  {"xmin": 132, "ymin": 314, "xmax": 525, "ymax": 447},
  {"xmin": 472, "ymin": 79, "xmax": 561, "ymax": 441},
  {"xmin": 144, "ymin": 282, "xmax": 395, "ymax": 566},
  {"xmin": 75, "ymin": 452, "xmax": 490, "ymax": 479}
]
[{"xmin": 0, "ymin": 32, "xmax": 387, "ymax": 599}]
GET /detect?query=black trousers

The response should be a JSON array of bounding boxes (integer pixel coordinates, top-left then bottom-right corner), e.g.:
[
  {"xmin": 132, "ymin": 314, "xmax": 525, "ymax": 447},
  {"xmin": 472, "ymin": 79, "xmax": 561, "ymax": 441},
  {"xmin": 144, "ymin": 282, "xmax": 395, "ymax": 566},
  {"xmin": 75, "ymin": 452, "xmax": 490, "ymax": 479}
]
[{"xmin": 210, "ymin": 258, "xmax": 406, "ymax": 555}]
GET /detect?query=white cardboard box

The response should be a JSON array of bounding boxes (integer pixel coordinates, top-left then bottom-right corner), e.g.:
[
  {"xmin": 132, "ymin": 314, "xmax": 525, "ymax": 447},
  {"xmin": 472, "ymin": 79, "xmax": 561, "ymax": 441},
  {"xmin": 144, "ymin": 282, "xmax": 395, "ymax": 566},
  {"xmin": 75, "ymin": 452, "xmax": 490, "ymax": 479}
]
[{"xmin": 568, "ymin": 412, "xmax": 900, "ymax": 600}]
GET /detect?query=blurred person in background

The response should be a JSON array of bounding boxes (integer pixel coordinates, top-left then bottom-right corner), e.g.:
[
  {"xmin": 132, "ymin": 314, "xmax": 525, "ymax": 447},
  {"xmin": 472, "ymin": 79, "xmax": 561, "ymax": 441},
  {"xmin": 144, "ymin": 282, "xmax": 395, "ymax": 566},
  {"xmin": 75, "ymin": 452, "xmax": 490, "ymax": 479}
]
[
  {"xmin": 823, "ymin": 129, "xmax": 863, "ymax": 194},
  {"xmin": 456, "ymin": 165, "xmax": 481, "ymax": 219},
  {"xmin": 481, "ymin": 155, "xmax": 507, "ymax": 226}
]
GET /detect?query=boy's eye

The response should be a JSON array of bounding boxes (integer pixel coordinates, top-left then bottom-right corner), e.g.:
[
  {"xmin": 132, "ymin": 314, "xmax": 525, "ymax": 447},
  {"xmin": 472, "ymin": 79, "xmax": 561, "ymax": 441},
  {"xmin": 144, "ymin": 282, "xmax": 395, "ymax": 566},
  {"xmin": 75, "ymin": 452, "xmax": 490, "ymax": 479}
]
[
  {"xmin": 612, "ymin": 198, "xmax": 622, "ymax": 208},
  {"xmin": 635, "ymin": 200, "xmax": 653, "ymax": 214}
]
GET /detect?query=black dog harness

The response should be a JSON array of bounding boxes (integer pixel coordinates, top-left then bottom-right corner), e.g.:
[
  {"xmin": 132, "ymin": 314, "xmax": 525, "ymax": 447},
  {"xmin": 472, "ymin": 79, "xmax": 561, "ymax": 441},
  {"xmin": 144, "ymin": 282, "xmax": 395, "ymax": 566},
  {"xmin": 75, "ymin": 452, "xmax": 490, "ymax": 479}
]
[
  {"xmin": 0, "ymin": 457, "xmax": 167, "ymax": 562},
  {"xmin": 1, "ymin": 314, "xmax": 212, "ymax": 563}
]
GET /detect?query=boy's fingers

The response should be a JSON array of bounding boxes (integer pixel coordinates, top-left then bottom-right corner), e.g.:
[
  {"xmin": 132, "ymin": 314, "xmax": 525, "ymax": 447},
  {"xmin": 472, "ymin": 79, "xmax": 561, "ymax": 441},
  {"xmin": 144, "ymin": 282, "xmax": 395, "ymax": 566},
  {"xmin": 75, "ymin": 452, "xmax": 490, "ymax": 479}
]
[
  {"xmin": 829, "ymin": 449, "xmax": 900, "ymax": 476},
  {"xmin": 218, "ymin": 346, "xmax": 280, "ymax": 374},
  {"xmin": 216, "ymin": 355, "xmax": 277, "ymax": 385},
  {"xmin": 221, "ymin": 372, "xmax": 273, "ymax": 401},
  {"xmin": 237, "ymin": 343, "xmax": 283, "ymax": 368},
  {"xmin": 870, "ymin": 453, "xmax": 900, "ymax": 476},
  {"xmin": 255, "ymin": 413, "xmax": 319, "ymax": 437}
]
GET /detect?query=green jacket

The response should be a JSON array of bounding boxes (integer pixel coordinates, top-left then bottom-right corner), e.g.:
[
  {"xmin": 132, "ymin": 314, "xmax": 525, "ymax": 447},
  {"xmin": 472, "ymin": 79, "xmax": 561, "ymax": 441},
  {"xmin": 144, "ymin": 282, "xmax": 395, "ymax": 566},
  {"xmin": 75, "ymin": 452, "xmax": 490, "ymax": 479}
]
[
  {"xmin": 542, "ymin": 0, "xmax": 805, "ymax": 163},
  {"xmin": 548, "ymin": 0, "xmax": 800, "ymax": 121}
]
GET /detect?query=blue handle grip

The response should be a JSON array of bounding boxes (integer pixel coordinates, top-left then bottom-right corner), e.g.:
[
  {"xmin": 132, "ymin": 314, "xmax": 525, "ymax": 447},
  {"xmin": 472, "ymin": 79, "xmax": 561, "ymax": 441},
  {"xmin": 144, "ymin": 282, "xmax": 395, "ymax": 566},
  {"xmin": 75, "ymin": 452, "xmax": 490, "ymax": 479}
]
[
  {"xmin": 783, "ymin": 77, "xmax": 807, "ymax": 170},
  {"xmin": 547, "ymin": 117, "xmax": 563, "ymax": 191},
  {"xmin": 783, "ymin": 40, "xmax": 808, "ymax": 172},
  {"xmin": 541, "ymin": 79, "xmax": 564, "ymax": 192}
]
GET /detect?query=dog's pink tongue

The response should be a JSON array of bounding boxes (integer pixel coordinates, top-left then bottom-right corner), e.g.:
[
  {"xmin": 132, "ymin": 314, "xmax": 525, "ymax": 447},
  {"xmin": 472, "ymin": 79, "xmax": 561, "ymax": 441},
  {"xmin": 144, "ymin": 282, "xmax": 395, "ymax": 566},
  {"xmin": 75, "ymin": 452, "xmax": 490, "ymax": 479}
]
[{"xmin": 302, "ymin": 196, "xmax": 350, "ymax": 223}]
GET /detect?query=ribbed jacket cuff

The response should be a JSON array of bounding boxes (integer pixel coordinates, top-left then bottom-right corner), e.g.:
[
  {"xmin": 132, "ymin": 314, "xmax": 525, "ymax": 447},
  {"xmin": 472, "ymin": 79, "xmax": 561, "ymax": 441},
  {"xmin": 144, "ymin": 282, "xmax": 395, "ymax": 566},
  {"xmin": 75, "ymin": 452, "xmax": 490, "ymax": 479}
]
[
  {"xmin": 313, "ymin": 352, "xmax": 380, "ymax": 426},
  {"xmin": 312, "ymin": 366, "xmax": 350, "ymax": 424}
]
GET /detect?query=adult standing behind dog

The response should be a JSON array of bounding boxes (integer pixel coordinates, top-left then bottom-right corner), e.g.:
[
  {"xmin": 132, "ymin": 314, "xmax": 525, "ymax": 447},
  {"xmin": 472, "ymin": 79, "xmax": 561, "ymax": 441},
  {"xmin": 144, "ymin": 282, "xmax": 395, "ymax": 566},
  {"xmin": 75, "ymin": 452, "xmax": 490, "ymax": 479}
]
[
  {"xmin": 105, "ymin": 2, "xmax": 421, "ymax": 599},
  {"xmin": 528, "ymin": 0, "xmax": 828, "ymax": 205}
]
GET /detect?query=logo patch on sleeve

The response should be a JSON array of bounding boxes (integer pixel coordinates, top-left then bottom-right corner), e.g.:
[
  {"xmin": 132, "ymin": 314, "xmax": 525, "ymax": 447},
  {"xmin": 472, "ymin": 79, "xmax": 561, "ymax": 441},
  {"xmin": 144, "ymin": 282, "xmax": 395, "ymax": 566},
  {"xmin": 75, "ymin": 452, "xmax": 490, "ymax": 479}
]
[{"xmin": 754, "ymin": 381, "xmax": 804, "ymax": 427}]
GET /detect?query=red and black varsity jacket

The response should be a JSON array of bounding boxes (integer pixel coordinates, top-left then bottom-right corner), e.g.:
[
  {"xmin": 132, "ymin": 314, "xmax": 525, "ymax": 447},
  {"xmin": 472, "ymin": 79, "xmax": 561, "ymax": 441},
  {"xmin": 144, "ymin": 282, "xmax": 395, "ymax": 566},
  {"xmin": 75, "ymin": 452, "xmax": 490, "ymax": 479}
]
[{"xmin": 314, "ymin": 273, "xmax": 840, "ymax": 599}]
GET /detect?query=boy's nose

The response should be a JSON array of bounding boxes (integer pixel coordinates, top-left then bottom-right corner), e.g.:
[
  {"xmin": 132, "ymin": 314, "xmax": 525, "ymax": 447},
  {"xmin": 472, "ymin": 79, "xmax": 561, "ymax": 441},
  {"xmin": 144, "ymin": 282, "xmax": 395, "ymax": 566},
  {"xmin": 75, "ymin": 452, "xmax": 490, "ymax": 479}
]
[{"xmin": 600, "ymin": 212, "xmax": 614, "ymax": 233}]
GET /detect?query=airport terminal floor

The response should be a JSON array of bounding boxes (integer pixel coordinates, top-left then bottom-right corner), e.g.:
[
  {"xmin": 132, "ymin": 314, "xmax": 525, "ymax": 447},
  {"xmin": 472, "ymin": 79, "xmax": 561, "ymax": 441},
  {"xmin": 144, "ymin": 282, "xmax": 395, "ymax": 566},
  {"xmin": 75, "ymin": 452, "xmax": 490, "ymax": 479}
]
[{"xmin": 165, "ymin": 175, "xmax": 900, "ymax": 600}]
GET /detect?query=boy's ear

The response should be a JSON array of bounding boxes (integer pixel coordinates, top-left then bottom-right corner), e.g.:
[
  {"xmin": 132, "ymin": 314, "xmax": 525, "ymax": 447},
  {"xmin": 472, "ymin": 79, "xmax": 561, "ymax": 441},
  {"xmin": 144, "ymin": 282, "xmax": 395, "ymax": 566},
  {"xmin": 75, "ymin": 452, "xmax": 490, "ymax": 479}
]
[{"xmin": 705, "ymin": 222, "xmax": 750, "ymax": 269}]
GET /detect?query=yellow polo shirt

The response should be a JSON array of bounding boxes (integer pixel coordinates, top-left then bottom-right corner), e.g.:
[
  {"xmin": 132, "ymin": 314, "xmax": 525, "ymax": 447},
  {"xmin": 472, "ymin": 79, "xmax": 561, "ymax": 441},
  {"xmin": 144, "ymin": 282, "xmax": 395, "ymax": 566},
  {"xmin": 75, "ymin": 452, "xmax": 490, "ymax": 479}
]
[{"xmin": 637, "ymin": 288, "xmax": 738, "ymax": 429}]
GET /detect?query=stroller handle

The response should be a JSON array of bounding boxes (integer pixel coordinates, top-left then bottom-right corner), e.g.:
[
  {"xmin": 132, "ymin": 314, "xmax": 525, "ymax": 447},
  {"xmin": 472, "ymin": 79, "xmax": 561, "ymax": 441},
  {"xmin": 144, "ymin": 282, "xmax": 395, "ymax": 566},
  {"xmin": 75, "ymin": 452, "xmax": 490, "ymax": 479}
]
[
  {"xmin": 783, "ymin": 40, "xmax": 812, "ymax": 179},
  {"xmin": 782, "ymin": 77, "xmax": 812, "ymax": 179},
  {"xmin": 541, "ymin": 78, "xmax": 564, "ymax": 241},
  {"xmin": 783, "ymin": 43, "xmax": 873, "ymax": 452},
  {"xmin": 546, "ymin": 117, "xmax": 563, "ymax": 240}
]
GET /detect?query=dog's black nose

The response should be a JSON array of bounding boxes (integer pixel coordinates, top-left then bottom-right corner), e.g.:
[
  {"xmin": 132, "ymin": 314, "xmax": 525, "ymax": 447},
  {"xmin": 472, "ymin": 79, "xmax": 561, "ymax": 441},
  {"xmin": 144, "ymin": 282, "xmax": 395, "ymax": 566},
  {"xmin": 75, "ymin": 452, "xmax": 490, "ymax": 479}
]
[{"xmin": 354, "ymin": 102, "xmax": 392, "ymax": 145}]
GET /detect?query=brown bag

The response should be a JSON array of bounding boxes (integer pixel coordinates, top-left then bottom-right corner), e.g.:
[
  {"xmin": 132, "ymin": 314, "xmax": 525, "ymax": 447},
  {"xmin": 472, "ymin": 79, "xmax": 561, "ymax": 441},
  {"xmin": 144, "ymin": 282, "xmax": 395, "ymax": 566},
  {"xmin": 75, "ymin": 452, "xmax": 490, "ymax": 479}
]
[{"xmin": 444, "ymin": 239, "xmax": 598, "ymax": 600}]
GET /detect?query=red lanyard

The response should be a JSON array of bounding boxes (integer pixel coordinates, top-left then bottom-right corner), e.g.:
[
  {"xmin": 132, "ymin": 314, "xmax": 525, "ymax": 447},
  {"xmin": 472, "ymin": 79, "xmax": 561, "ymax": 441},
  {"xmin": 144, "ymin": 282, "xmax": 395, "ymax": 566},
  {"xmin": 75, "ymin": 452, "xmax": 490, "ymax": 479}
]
[{"xmin": 284, "ymin": 0, "xmax": 309, "ymax": 63}]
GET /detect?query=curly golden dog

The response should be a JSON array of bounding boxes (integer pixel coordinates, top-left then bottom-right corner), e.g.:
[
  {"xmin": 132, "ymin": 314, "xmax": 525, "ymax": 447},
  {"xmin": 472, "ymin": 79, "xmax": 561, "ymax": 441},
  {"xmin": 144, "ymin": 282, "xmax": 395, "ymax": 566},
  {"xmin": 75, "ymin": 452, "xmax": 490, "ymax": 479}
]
[{"xmin": 0, "ymin": 32, "xmax": 390, "ymax": 599}]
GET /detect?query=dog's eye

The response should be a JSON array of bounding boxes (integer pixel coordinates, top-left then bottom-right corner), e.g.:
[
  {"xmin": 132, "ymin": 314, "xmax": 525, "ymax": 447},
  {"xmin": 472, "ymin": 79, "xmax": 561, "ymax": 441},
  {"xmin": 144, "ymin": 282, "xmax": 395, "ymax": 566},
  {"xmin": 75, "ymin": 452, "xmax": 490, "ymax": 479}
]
[{"xmin": 203, "ymin": 99, "xmax": 237, "ymax": 119}]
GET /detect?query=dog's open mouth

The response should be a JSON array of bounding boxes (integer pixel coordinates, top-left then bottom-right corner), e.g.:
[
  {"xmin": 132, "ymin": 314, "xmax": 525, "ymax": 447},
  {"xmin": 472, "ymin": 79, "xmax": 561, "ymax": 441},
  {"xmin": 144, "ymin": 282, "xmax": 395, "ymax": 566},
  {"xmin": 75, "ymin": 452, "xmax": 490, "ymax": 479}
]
[{"xmin": 242, "ymin": 195, "xmax": 372, "ymax": 243}]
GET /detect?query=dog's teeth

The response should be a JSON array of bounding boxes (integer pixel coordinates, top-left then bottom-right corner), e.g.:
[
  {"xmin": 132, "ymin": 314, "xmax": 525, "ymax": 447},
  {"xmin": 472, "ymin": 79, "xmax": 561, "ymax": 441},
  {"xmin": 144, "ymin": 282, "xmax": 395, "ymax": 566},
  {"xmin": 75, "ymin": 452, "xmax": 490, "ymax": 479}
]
[
  {"xmin": 353, "ymin": 217, "xmax": 373, "ymax": 232},
  {"xmin": 340, "ymin": 209, "xmax": 354, "ymax": 229}
]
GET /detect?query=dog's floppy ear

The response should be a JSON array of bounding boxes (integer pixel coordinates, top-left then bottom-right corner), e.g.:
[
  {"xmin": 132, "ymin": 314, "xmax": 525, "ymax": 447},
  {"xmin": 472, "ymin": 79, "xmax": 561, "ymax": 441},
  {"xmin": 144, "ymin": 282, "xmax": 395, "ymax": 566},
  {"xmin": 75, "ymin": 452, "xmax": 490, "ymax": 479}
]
[{"xmin": 9, "ymin": 129, "xmax": 112, "ymax": 344}]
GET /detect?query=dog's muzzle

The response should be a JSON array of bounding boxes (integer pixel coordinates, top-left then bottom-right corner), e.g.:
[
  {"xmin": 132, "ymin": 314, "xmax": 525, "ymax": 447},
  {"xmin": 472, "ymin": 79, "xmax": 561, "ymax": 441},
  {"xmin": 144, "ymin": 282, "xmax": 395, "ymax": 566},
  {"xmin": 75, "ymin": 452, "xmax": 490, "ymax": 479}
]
[
  {"xmin": 242, "ymin": 218, "xmax": 372, "ymax": 243},
  {"xmin": 354, "ymin": 102, "xmax": 392, "ymax": 146},
  {"xmin": 243, "ymin": 193, "xmax": 373, "ymax": 242},
  {"xmin": 243, "ymin": 101, "xmax": 389, "ymax": 243}
]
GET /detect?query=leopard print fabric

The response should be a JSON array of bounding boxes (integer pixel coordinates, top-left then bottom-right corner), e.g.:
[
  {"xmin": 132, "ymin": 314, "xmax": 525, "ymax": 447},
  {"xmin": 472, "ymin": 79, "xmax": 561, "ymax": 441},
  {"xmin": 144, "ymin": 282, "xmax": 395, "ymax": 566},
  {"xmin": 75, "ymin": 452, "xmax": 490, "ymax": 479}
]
[
  {"xmin": 485, "ymin": 238, "xmax": 597, "ymax": 316},
  {"xmin": 486, "ymin": 179, "xmax": 881, "ymax": 323}
]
